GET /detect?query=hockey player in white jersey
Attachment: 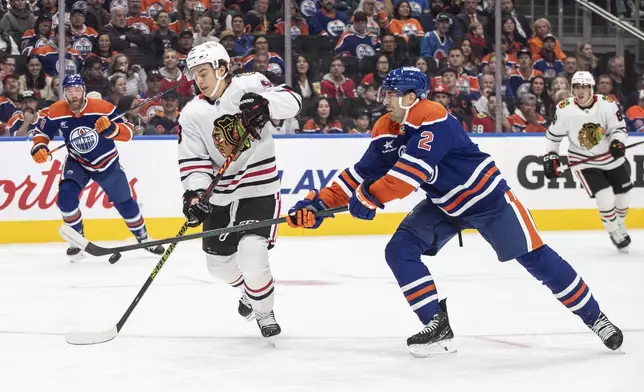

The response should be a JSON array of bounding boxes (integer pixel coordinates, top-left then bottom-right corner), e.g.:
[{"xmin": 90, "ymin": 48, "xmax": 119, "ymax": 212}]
[
  {"xmin": 178, "ymin": 42, "xmax": 302, "ymax": 338},
  {"xmin": 544, "ymin": 71, "xmax": 632, "ymax": 252}
]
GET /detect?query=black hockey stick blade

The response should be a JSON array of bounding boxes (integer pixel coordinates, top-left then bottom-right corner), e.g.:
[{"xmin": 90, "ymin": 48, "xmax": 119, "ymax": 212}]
[{"xmin": 59, "ymin": 206, "xmax": 349, "ymax": 257}]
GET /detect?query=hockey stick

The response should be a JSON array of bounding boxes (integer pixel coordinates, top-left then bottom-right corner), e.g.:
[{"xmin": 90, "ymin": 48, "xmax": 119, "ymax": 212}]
[
  {"xmin": 556, "ymin": 140, "xmax": 644, "ymax": 173},
  {"xmin": 65, "ymin": 117, "xmax": 251, "ymax": 345},
  {"xmin": 60, "ymin": 206, "xmax": 348, "ymax": 257},
  {"xmin": 47, "ymin": 84, "xmax": 181, "ymax": 156}
]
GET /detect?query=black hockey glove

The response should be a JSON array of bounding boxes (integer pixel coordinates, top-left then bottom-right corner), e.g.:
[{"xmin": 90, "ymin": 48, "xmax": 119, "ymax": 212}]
[
  {"xmin": 609, "ymin": 140, "xmax": 626, "ymax": 159},
  {"xmin": 239, "ymin": 92, "xmax": 270, "ymax": 139},
  {"xmin": 182, "ymin": 190, "xmax": 212, "ymax": 227},
  {"xmin": 543, "ymin": 152, "xmax": 561, "ymax": 179}
]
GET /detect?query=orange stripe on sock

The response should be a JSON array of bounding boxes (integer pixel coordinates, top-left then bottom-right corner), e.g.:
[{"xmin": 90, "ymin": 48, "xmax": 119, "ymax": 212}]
[
  {"xmin": 405, "ymin": 284, "xmax": 436, "ymax": 302},
  {"xmin": 562, "ymin": 282, "xmax": 587, "ymax": 306}
]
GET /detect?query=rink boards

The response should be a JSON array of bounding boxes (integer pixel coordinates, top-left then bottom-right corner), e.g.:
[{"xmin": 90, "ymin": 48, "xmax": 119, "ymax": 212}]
[{"xmin": 1, "ymin": 134, "xmax": 643, "ymax": 243}]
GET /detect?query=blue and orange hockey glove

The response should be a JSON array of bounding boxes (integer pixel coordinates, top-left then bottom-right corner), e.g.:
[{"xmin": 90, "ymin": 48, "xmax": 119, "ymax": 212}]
[
  {"xmin": 609, "ymin": 140, "xmax": 626, "ymax": 159},
  {"xmin": 95, "ymin": 116, "xmax": 118, "ymax": 139},
  {"xmin": 542, "ymin": 152, "xmax": 561, "ymax": 179},
  {"xmin": 349, "ymin": 180, "xmax": 384, "ymax": 220},
  {"xmin": 287, "ymin": 190, "xmax": 328, "ymax": 228},
  {"xmin": 31, "ymin": 143, "xmax": 50, "ymax": 164}
]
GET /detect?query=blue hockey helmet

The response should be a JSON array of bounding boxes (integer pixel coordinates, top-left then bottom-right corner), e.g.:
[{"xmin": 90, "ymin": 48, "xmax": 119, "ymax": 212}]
[
  {"xmin": 62, "ymin": 74, "xmax": 85, "ymax": 89},
  {"xmin": 379, "ymin": 67, "xmax": 429, "ymax": 100}
]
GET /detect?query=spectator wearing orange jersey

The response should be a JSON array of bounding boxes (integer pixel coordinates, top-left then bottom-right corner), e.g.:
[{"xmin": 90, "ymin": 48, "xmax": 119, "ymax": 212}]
[
  {"xmin": 127, "ymin": 0, "xmax": 158, "ymax": 34},
  {"xmin": 509, "ymin": 93, "xmax": 548, "ymax": 133},
  {"xmin": 389, "ymin": 1, "xmax": 424, "ymax": 41},
  {"xmin": 528, "ymin": 18, "xmax": 566, "ymax": 61},
  {"xmin": 142, "ymin": 0, "xmax": 174, "ymax": 18},
  {"xmin": 69, "ymin": 9, "xmax": 99, "ymax": 57},
  {"xmin": 301, "ymin": 97, "xmax": 345, "ymax": 134},
  {"xmin": 273, "ymin": 0, "xmax": 309, "ymax": 37},
  {"xmin": 626, "ymin": 90, "xmax": 644, "ymax": 132}
]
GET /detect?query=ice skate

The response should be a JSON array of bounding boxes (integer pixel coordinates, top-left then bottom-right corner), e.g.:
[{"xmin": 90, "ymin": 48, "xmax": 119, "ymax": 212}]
[
  {"xmin": 137, "ymin": 237, "xmax": 165, "ymax": 255},
  {"xmin": 609, "ymin": 227, "xmax": 630, "ymax": 254},
  {"xmin": 256, "ymin": 310, "xmax": 281, "ymax": 342},
  {"xmin": 66, "ymin": 245, "xmax": 85, "ymax": 263},
  {"xmin": 588, "ymin": 312, "xmax": 623, "ymax": 351},
  {"xmin": 407, "ymin": 299, "xmax": 456, "ymax": 358},
  {"xmin": 238, "ymin": 292, "xmax": 255, "ymax": 321}
]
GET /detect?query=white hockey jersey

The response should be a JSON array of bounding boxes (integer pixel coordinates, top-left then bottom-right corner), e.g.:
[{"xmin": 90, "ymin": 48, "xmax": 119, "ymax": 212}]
[
  {"xmin": 178, "ymin": 72, "xmax": 302, "ymax": 205},
  {"xmin": 546, "ymin": 94, "xmax": 627, "ymax": 171}
]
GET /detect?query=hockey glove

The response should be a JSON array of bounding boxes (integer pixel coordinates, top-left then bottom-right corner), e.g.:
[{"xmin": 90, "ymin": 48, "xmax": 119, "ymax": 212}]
[
  {"xmin": 609, "ymin": 140, "xmax": 626, "ymax": 159},
  {"xmin": 542, "ymin": 152, "xmax": 561, "ymax": 179},
  {"xmin": 30, "ymin": 143, "xmax": 50, "ymax": 164},
  {"xmin": 349, "ymin": 180, "xmax": 384, "ymax": 220},
  {"xmin": 95, "ymin": 116, "xmax": 118, "ymax": 139},
  {"xmin": 239, "ymin": 92, "xmax": 270, "ymax": 139},
  {"xmin": 287, "ymin": 190, "xmax": 328, "ymax": 229},
  {"xmin": 182, "ymin": 189, "xmax": 212, "ymax": 227}
]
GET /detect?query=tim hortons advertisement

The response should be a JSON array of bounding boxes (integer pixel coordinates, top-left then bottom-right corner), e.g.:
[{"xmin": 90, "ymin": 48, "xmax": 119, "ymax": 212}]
[{"xmin": 1, "ymin": 135, "xmax": 643, "ymax": 223}]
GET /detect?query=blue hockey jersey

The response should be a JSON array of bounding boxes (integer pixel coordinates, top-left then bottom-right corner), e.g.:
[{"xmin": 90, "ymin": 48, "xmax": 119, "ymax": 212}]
[
  {"xmin": 420, "ymin": 31, "xmax": 453, "ymax": 61},
  {"xmin": 334, "ymin": 32, "xmax": 381, "ymax": 59},
  {"xmin": 308, "ymin": 8, "xmax": 350, "ymax": 36},
  {"xmin": 318, "ymin": 100, "xmax": 509, "ymax": 218},
  {"xmin": 32, "ymin": 98, "xmax": 135, "ymax": 172},
  {"xmin": 532, "ymin": 58, "xmax": 564, "ymax": 79}
]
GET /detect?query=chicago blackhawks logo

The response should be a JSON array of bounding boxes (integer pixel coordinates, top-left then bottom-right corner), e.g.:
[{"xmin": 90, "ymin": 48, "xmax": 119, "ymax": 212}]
[
  {"xmin": 212, "ymin": 114, "xmax": 254, "ymax": 160},
  {"xmin": 577, "ymin": 122, "xmax": 606, "ymax": 149}
]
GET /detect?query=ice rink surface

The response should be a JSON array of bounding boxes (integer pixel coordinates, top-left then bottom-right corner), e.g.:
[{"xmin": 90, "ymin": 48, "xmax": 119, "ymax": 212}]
[{"xmin": 0, "ymin": 231, "xmax": 642, "ymax": 392}]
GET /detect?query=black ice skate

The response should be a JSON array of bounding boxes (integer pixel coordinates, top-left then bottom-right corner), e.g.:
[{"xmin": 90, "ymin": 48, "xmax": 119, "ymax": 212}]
[
  {"xmin": 66, "ymin": 245, "xmax": 85, "ymax": 263},
  {"xmin": 256, "ymin": 310, "xmax": 281, "ymax": 339},
  {"xmin": 238, "ymin": 293, "xmax": 254, "ymax": 321},
  {"xmin": 589, "ymin": 312, "xmax": 623, "ymax": 351},
  {"xmin": 609, "ymin": 227, "xmax": 631, "ymax": 254},
  {"xmin": 407, "ymin": 299, "xmax": 456, "ymax": 358},
  {"xmin": 137, "ymin": 237, "xmax": 165, "ymax": 255}
]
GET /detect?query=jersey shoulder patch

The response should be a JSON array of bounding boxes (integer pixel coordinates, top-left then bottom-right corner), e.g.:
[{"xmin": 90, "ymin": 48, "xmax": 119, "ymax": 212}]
[
  {"xmin": 405, "ymin": 100, "xmax": 448, "ymax": 129},
  {"xmin": 601, "ymin": 94, "xmax": 614, "ymax": 103},
  {"xmin": 557, "ymin": 97, "xmax": 573, "ymax": 109}
]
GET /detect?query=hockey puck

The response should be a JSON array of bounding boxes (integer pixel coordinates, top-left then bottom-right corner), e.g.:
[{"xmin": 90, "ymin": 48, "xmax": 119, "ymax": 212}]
[{"xmin": 109, "ymin": 253, "xmax": 122, "ymax": 264}]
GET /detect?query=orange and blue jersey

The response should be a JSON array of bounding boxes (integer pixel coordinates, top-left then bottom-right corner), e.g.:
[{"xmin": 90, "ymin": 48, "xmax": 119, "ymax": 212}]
[
  {"xmin": 127, "ymin": 14, "xmax": 158, "ymax": 34},
  {"xmin": 626, "ymin": 105, "xmax": 644, "ymax": 132},
  {"xmin": 319, "ymin": 100, "xmax": 509, "ymax": 218},
  {"xmin": 0, "ymin": 96, "xmax": 17, "ymax": 123},
  {"xmin": 334, "ymin": 32, "xmax": 380, "ymax": 59},
  {"xmin": 33, "ymin": 98, "xmax": 134, "ymax": 172},
  {"xmin": 31, "ymin": 45, "xmax": 83, "ymax": 76},
  {"xmin": 70, "ymin": 26, "xmax": 99, "ymax": 57},
  {"xmin": 142, "ymin": 0, "xmax": 173, "ymax": 16},
  {"xmin": 7, "ymin": 111, "xmax": 42, "ymax": 136},
  {"xmin": 506, "ymin": 68, "xmax": 542, "ymax": 98}
]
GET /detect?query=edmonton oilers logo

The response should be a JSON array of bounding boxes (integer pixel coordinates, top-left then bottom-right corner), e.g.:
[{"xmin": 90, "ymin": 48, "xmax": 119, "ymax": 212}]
[{"xmin": 69, "ymin": 126, "xmax": 99, "ymax": 153}]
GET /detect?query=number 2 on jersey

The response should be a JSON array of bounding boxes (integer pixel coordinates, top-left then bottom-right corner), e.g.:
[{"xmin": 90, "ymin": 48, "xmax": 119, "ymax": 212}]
[{"xmin": 418, "ymin": 131, "xmax": 434, "ymax": 151}]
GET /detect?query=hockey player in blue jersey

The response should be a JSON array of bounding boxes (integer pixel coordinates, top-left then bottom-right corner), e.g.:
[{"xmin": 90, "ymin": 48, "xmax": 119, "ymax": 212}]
[
  {"xmin": 287, "ymin": 67, "xmax": 623, "ymax": 357},
  {"xmin": 30, "ymin": 74, "xmax": 165, "ymax": 262}
]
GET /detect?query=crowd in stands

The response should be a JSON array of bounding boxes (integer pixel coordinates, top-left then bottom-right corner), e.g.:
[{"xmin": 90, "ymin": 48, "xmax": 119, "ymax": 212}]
[{"xmin": 0, "ymin": 0, "xmax": 643, "ymax": 137}]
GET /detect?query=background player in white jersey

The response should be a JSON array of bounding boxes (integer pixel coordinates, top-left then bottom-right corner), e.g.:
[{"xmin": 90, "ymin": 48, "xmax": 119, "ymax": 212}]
[
  {"xmin": 178, "ymin": 42, "xmax": 302, "ymax": 339},
  {"xmin": 543, "ymin": 71, "xmax": 632, "ymax": 252}
]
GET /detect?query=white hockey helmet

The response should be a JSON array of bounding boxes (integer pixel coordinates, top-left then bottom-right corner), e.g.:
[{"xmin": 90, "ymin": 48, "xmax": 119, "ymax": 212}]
[
  {"xmin": 571, "ymin": 71, "xmax": 595, "ymax": 86},
  {"xmin": 186, "ymin": 41, "xmax": 230, "ymax": 72}
]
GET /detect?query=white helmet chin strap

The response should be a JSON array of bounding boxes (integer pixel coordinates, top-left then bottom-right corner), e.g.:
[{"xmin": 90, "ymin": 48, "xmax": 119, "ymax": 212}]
[
  {"xmin": 209, "ymin": 66, "xmax": 228, "ymax": 99},
  {"xmin": 398, "ymin": 96, "xmax": 419, "ymax": 124}
]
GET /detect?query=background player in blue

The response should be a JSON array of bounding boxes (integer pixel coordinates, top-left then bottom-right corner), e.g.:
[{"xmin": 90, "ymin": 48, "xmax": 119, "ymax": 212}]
[
  {"xmin": 30, "ymin": 74, "xmax": 164, "ymax": 262},
  {"xmin": 287, "ymin": 67, "xmax": 623, "ymax": 358}
]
